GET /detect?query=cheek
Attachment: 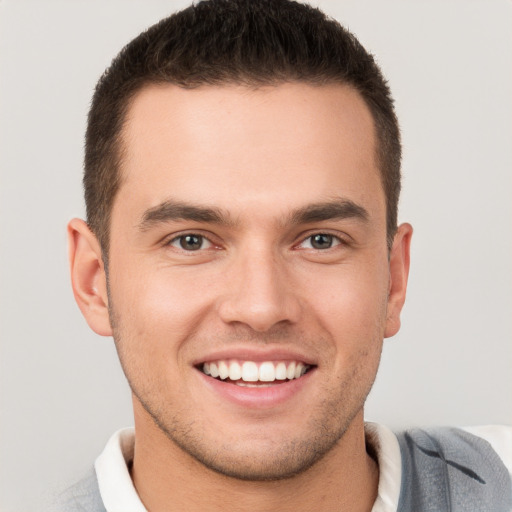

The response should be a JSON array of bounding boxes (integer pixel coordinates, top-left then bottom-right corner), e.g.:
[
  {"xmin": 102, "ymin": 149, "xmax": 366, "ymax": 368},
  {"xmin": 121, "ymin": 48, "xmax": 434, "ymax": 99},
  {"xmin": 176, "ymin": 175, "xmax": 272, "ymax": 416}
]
[
  {"xmin": 299, "ymin": 260, "xmax": 389, "ymax": 337},
  {"xmin": 295, "ymin": 260, "xmax": 389, "ymax": 383},
  {"xmin": 108, "ymin": 270, "xmax": 213, "ymax": 392},
  {"xmin": 109, "ymin": 263, "xmax": 218, "ymax": 346}
]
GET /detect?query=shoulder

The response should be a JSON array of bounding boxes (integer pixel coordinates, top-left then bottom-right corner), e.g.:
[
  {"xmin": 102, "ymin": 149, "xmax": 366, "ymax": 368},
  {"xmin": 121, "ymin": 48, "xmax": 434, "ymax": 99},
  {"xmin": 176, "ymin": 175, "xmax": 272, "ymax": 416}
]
[
  {"xmin": 44, "ymin": 467, "xmax": 107, "ymax": 512},
  {"xmin": 461, "ymin": 424, "xmax": 512, "ymax": 475},
  {"xmin": 395, "ymin": 426, "xmax": 512, "ymax": 512}
]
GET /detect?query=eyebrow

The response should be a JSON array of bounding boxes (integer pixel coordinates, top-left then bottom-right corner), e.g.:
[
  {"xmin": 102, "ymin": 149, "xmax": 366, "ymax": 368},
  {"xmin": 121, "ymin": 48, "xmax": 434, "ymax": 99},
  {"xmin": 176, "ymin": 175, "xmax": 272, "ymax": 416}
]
[
  {"xmin": 288, "ymin": 199, "xmax": 369, "ymax": 225},
  {"xmin": 139, "ymin": 200, "xmax": 234, "ymax": 231},
  {"xmin": 138, "ymin": 197, "xmax": 368, "ymax": 231}
]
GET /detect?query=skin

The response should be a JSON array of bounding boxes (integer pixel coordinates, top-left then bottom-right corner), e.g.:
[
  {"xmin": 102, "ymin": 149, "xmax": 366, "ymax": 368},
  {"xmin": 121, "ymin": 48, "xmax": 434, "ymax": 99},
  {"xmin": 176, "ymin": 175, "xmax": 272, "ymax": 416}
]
[{"xmin": 69, "ymin": 82, "xmax": 412, "ymax": 511}]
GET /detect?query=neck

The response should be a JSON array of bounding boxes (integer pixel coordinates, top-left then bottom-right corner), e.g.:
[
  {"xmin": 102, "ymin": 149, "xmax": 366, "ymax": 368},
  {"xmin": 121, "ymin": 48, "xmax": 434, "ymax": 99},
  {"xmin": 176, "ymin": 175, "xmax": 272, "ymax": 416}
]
[{"xmin": 131, "ymin": 405, "xmax": 378, "ymax": 512}]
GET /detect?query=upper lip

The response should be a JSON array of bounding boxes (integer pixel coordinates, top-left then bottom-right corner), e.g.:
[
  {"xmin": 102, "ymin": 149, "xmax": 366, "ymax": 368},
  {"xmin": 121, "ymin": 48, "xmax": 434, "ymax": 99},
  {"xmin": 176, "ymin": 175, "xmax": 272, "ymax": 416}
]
[{"xmin": 192, "ymin": 347, "xmax": 318, "ymax": 366}]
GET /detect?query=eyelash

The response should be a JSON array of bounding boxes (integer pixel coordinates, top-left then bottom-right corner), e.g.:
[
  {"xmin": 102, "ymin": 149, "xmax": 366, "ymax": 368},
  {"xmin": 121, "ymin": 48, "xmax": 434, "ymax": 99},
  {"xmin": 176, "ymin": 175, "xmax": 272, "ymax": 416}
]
[
  {"xmin": 165, "ymin": 232, "xmax": 346, "ymax": 252},
  {"xmin": 166, "ymin": 233, "xmax": 214, "ymax": 251},
  {"xmin": 296, "ymin": 233, "xmax": 344, "ymax": 251}
]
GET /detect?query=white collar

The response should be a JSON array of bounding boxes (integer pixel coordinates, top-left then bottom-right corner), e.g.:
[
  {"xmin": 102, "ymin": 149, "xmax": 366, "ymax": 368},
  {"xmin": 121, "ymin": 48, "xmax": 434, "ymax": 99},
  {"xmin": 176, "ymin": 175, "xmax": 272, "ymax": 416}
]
[
  {"xmin": 95, "ymin": 427, "xmax": 146, "ymax": 512},
  {"xmin": 95, "ymin": 422, "xmax": 402, "ymax": 512},
  {"xmin": 366, "ymin": 422, "xmax": 402, "ymax": 512}
]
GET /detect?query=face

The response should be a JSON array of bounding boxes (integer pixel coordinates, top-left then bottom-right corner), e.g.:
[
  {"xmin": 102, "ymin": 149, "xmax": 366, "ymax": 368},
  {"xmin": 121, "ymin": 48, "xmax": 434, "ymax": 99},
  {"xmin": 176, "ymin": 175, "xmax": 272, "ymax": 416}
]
[{"xmin": 73, "ymin": 82, "xmax": 411, "ymax": 480}]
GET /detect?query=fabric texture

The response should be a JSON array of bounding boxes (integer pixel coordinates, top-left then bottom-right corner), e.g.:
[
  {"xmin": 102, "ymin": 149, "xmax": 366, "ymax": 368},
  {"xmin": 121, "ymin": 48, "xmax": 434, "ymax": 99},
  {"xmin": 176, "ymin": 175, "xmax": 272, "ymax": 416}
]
[
  {"xmin": 45, "ymin": 425, "xmax": 512, "ymax": 512},
  {"xmin": 44, "ymin": 467, "xmax": 107, "ymax": 512},
  {"xmin": 95, "ymin": 427, "xmax": 146, "ymax": 512},
  {"xmin": 396, "ymin": 427, "xmax": 512, "ymax": 512},
  {"xmin": 366, "ymin": 423, "xmax": 402, "ymax": 511}
]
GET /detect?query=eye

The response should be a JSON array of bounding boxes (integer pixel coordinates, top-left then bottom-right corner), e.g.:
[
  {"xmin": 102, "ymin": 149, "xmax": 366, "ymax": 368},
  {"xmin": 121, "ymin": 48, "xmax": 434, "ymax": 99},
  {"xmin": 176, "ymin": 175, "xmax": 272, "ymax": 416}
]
[
  {"xmin": 168, "ymin": 234, "xmax": 213, "ymax": 251},
  {"xmin": 300, "ymin": 233, "xmax": 341, "ymax": 250}
]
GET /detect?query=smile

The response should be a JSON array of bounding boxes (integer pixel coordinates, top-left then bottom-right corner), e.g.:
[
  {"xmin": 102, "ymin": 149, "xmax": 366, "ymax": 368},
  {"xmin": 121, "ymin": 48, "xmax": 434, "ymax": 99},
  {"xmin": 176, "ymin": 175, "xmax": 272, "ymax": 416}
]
[{"xmin": 201, "ymin": 360, "xmax": 312, "ymax": 386}]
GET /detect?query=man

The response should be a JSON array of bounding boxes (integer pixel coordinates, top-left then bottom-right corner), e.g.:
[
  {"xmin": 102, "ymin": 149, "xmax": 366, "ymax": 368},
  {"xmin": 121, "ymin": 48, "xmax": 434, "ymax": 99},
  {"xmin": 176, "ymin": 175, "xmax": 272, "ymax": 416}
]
[{"xmin": 52, "ymin": 0, "xmax": 511, "ymax": 510}]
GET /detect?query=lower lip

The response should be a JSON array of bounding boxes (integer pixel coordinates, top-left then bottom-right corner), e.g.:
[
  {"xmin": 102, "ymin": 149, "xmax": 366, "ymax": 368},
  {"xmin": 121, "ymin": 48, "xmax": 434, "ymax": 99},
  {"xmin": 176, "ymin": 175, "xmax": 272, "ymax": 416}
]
[{"xmin": 197, "ymin": 368, "xmax": 315, "ymax": 409}]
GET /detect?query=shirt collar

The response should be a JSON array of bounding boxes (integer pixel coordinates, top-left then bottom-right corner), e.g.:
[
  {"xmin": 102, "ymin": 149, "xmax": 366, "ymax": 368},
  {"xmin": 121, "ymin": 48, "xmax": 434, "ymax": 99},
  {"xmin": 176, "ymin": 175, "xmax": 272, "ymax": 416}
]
[
  {"xmin": 95, "ymin": 423, "xmax": 402, "ymax": 512},
  {"xmin": 95, "ymin": 427, "xmax": 146, "ymax": 512}
]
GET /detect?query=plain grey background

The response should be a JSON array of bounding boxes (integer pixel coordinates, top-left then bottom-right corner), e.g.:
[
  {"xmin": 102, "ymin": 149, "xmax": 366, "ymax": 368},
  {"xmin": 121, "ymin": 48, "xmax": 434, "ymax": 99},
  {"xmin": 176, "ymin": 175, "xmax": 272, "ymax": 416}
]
[{"xmin": 1, "ymin": 1, "xmax": 511, "ymax": 510}]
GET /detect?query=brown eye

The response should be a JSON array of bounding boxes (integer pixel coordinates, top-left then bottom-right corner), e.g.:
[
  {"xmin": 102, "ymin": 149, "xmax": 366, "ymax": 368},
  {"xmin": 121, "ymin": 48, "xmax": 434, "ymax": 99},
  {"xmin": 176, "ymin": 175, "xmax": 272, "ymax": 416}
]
[
  {"xmin": 310, "ymin": 234, "xmax": 335, "ymax": 249},
  {"xmin": 180, "ymin": 235, "xmax": 202, "ymax": 250},
  {"xmin": 169, "ymin": 234, "xmax": 211, "ymax": 251}
]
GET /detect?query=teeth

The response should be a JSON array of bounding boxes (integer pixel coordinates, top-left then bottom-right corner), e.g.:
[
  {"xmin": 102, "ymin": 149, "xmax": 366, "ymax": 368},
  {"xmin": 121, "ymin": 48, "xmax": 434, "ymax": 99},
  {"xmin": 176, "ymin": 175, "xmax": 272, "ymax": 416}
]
[
  {"xmin": 275, "ymin": 362, "xmax": 287, "ymax": 380},
  {"xmin": 229, "ymin": 361, "xmax": 242, "ymax": 380},
  {"xmin": 241, "ymin": 361, "xmax": 259, "ymax": 382},
  {"xmin": 209, "ymin": 362, "xmax": 219, "ymax": 378},
  {"xmin": 201, "ymin": 359, "xmax": 310, "ymax": 383},
  {"xmin": 236, "ymin": 382, "xmax": 274, "ymax": 388},
  {"xmin": 218, "ymin": 361, "xmax": 229, "ymax": 380},
  {"xmin": 286, "ymin": 362, "xmax": 296, "ymax": 380},
  {"xmin": 259, "ymin": 362, "xmax": 275, "ymax": 382}
]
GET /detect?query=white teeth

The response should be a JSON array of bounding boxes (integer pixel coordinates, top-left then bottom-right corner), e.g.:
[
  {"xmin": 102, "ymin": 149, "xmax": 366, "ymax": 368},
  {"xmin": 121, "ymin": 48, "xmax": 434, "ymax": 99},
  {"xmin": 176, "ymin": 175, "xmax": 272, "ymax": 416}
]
[
  {"xmin": 241, "ymin": 361, "xmax": 259, "ymax": 382},
  {"xmin": 259, "ymin": 361, "xmax": 276, "ymax": 382},
  {"xmin": 236, "ymin": 382, "xmax": 273, "ymax": 388},
  {"xmin": 201, "ymin": 359, "xmax": 310, "ymax": 383},
  {"xmin": 229, "ymin": 361, "xmax": 242, "ymax": 380},
  {"xmin": 275, "ymin": 362, "xmax": 287, "ymax": 380},
  {"xmin": 218, "ymin": 360, "xmax": 229, "ymax": 380},
  {"xmin": 286, "ymin": 362, "xmax": 296, "ymax": 380},
  {"xmin": 209, "ymin": 362, "xmax": 219, "ymax": 378}
]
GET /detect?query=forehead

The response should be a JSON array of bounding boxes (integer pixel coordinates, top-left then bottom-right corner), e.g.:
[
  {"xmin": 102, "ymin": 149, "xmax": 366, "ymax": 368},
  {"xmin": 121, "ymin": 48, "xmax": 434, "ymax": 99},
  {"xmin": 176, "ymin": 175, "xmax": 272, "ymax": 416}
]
[{"xmin": 116, "ymin": 82, "xmax": 383, "ymax": 224}]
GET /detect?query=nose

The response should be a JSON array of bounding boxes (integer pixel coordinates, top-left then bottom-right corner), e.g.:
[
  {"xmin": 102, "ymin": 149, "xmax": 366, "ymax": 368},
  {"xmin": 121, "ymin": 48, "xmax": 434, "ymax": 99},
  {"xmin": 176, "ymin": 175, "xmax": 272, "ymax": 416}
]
[{"xmin": 217, "ymin": 246, "xmax": 301, "ymax": 332}]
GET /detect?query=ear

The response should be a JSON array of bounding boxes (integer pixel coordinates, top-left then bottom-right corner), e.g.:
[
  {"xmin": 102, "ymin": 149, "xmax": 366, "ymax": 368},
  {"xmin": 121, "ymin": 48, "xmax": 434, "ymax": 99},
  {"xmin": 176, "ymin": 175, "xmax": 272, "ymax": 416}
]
[
  {"xmin": 68, "ymin": 218, "xmax": 112, "ymax": 336},
  {"xmin": 384, "ymin": 222, "xmax": 413, "ymax": 338}
]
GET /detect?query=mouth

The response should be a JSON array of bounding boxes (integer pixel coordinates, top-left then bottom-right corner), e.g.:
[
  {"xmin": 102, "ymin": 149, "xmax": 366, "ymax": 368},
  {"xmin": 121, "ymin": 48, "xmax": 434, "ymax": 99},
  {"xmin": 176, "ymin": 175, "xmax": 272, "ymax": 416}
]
[{"xmin": 198, "ymin": 359, "xmax": 314, "ymax": 387}]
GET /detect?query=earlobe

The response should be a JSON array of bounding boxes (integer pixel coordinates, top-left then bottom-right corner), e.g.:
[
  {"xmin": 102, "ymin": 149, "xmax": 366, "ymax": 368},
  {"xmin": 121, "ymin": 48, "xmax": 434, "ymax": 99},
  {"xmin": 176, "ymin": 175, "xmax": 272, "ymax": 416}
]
[
  {"xmin": 384, "ymin": 223, "xmax": 413, "ymax": 338},
  {"xmin": 68, "ymin": 218, "xmax": 112, "ymax": 336}
]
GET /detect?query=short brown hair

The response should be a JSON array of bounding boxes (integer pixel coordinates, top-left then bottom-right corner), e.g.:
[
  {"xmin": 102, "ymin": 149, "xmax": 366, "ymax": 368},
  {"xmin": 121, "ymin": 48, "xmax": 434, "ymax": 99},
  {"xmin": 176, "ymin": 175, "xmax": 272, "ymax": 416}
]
[{"xmin": 85, "ymin": 0, "xmax": 401, "ymax": 254}]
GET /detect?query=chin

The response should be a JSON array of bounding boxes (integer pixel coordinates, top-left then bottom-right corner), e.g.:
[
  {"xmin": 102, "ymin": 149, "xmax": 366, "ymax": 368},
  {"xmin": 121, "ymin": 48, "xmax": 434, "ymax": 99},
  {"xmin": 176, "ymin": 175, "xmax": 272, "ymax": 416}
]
[
  {"xmin": 174, "ymin": 435, "xmax": 343, "ymax": 481},
  {"xmin": 147, "ymin": 403, "xmax": 356, "ymax": 482}
]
